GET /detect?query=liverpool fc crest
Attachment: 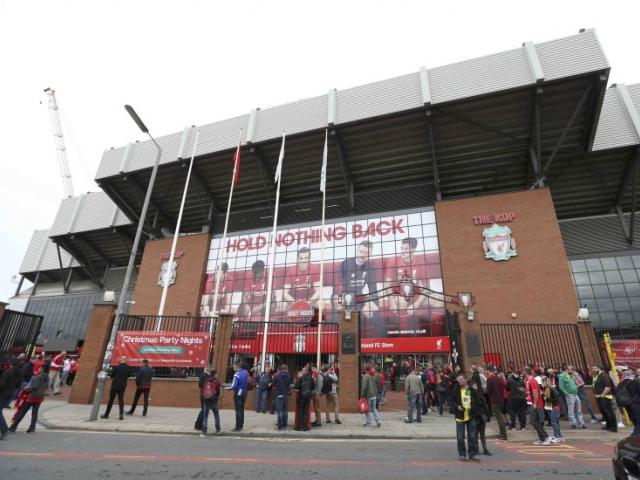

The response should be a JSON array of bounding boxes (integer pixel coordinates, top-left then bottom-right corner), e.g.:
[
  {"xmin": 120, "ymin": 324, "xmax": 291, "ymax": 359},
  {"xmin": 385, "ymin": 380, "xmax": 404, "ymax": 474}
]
[
  {"xmin": 158, "ymin": 261, "xmax": 177, "ymax": 287},
  {"xmin": 482, "ymin": 223, "xmax": 517, "ymax": 261}
]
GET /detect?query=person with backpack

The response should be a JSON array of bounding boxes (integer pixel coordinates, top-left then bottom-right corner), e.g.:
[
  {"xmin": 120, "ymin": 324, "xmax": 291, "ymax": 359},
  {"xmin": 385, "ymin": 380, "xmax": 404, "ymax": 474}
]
[
  {"xmin": 322, "ymin": 365, "xmax": 341, "ymax": 424},
  {"xmin": 199, "ymin": 368, "xmax": 222, "ymax": 437},
  {"xmin": 469, "ymin": 376, "xmax": 491, "ymax": 456},
  {"xmin": 451, "ymin": 373, "xmax": 480, "ymax": 462},
  {"xmin": 559, "ymin": 365, "xmax": 586, "ymax": 430},
  {"xmin": 435, "ymin": 366, "xmax": 449, "ymax": 416},
  {"xmin": 617, "ymin": 369, "xmax": 640, "ymax": 435},
  {"xmin": 225, "ymin": 361, "xmax": 249, "ymax": 432},
  {"xmin": 294, "ymin": 366, "xmax": 315, "ymax": 431},
  {"xmin": 361, "ymin": 365, "xmax": 381, "ymax": 428},
  {"xmin": 256, "ymin": 366, "xmax": 273, "ymax": 414}
]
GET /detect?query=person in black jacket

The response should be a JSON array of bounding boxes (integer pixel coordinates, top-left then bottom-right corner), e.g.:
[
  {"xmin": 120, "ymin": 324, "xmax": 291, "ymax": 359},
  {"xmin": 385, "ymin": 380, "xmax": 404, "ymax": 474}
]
[
  {"xmin": 451, "ymin": 374, "xmax": 480, "ymax": 462},
  {"xmin": 126, "ymin": 359, "xmax": 153, "ymax": 417},
  {"xmin": 0, "ymin": 359, "xmax": 22, "ymax": 439},
  {"xmin": 619, "ymin": 369, "xmax": 640, "ymax": 436},
  {"xmin": 469, "ymin": 377, "xmax": 491, "ymax": 456},
  {"xmin": 101, "ymin": 356, "xmax": 131, "ymax": 420},
  {"xmin": 507, "ymin": 372, "xmax": 527, "ymax": 430}
]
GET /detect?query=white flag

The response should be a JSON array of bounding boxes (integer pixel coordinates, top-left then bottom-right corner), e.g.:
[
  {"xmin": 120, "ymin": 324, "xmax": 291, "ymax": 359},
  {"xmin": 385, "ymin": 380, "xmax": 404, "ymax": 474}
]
[
  {"xmin": 320, "ymin": 130, "xmax": 328, "ymax": 192},
  {"xmin": 274, "ymin": 133, "xmax": 285, "ymax": 183}
]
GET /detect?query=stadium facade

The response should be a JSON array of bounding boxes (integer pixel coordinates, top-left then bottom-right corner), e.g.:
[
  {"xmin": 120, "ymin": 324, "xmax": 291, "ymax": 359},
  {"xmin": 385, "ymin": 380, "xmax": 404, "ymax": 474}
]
[{"xmin": 10, "ymin": 29, "xmax": 640, "ymax": 370}]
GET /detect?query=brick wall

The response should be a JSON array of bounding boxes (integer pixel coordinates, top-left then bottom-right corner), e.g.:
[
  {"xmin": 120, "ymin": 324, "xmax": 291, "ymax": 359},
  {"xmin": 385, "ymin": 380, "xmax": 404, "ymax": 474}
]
[
  {"xmin": 129, "ymin": 233, "xmax": 210, "ymax": 317},
  {"xmin": 436, "ymin": 189, "xmax": 581, "ymax": 367},
  {"xmin": 69, "ymin": 303, "xmax": 117, "ymax": 404}
]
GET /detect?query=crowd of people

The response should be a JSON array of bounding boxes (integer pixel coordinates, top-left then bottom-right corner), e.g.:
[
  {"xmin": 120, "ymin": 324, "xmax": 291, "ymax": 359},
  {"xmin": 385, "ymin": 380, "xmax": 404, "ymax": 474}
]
[
  {"xmin": 0, "ymin": 351, "xmax": 79, "ymax": 439},
  {"xmin": 193, "ymin": 361, "xmax": 342, "ymax": 436}
]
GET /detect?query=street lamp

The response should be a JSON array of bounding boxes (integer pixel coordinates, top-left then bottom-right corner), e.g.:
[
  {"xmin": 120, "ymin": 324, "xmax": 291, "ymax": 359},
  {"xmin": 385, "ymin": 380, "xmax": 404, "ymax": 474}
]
[{"xmin": 89, "ymin": 105, "xmax": 163, "ymax": 421}]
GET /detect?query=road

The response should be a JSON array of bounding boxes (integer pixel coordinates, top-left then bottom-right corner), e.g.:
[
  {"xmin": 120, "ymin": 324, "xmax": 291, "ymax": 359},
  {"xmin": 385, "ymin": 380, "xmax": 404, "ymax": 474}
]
[{"xmin": 0, "ymin": 430, "xmax": 615, "ymax": 479}]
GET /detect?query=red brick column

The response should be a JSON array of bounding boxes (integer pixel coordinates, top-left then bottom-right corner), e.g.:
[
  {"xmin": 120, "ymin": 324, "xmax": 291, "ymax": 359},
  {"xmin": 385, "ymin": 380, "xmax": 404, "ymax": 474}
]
[
  {"xmin": 577, "ymin": 320, "xmax": 602, "ymax": 368},
  {"xmin": 0, "ymin": 301, "xmax": 8, "ymax": 319},
  {"xmin": 337, "ymin": 310, "xmax": 359, "ymax": 413},
  {"xmin": 69, "ymin": 303, "xmax": 116, "ymax": 404}
]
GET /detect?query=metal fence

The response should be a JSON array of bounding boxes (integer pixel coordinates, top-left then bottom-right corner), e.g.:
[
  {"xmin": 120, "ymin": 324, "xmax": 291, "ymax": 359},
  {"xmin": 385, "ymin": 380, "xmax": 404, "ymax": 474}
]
[
  {"xmin": 593, "ymin": 325, "xmax": 640, "ymax": 341},
  {"xmin": 116, "ymin": 314, "xmax": 214, "ymax": 378},
  {"xmin": 480, "ymin": 323, "xmax": 588, "ymax": 372},
  {"xmin": 0, "ymin": 309, "xmax": 43, "ymax": 368}
]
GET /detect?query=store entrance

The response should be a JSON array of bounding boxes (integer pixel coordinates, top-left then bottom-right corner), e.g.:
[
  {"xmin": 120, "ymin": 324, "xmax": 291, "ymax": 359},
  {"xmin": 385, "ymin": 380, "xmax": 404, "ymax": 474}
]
[{"xmin": 360, "ymin": 353, "xmax": 449, "ymax": 412}]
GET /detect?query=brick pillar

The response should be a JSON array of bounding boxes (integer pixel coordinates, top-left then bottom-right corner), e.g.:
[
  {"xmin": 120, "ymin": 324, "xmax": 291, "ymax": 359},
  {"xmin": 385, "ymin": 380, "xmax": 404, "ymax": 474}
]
[
  {"xmin": 577, "ymin": 320, "xmax": 602, "ymax": 368},
  {"xmin": 69, "ymin": 303, "xmax": 116, "ymax": 404},
  {"xmin": 337, "ymin": 310, "xmax": 360, "ymax": 413},
  {"xmin": 458, "ymin": 310, "xmax": 483, "ymax": 370},
  {"xmin": 212, "ymin": 314, "xmax": 233, "ymax": 374},
  {"xmin": 0, "ymin": 301, "xmax": 8, "ymax": 318}
]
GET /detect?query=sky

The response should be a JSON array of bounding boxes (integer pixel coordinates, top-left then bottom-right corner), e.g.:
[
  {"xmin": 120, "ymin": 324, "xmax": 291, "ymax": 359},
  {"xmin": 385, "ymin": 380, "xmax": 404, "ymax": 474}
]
[{"xmin": 1, "ymin": 0, "xmax": 639, "ymax": 304}]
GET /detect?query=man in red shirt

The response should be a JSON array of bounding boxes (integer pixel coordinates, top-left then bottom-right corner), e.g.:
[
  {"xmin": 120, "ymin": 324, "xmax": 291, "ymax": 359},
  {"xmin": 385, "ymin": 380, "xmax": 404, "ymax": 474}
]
[
  {"xmin": 48, "ymin": 351, "xmax": 66, "ymax": 395},
  {"xmin": 486, "ymin": 366, "xmax": 508, "ymax": 440},
  {"xmin": 523, "ymin": 367, "xmax": 550, "ymax": 445},
  {"xmin": 201, "ymin": 263, "xmax": 234, "ymax": 316},
  {"xmin": 279, "ymin": 248, "xmax": 321, "ymax": 314},
  {"xmin": 239, "ymin": 260, "xmax": 269, "ymax": 322},
  {"xmin": 384, "ymin": 238, "xmax": 430, "ymax": 332}
]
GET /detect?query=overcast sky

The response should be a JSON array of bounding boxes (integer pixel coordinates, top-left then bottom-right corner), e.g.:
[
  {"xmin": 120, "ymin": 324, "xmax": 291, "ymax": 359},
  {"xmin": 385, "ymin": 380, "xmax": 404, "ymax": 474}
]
[{"xmin": 1, "ymin": 0, "xmax": 639, "ymax": 304}]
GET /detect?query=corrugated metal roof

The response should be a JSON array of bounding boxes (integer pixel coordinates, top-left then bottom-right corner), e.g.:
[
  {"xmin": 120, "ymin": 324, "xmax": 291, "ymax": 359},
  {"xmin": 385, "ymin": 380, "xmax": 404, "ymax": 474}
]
[
  {"xmin": 19, "ymin": 229, "xmax": 78, "ymax": 274},
  {"xmin": 559, "ymin": 213, "xmax": 640, "ymax": 256},
  {"xmin": 49, "ymin": 191, "xmax": 132, "ymax": 237},
  {"xmin": 95, "ymin": 30, "xmax": 609, "ymax": 181}
]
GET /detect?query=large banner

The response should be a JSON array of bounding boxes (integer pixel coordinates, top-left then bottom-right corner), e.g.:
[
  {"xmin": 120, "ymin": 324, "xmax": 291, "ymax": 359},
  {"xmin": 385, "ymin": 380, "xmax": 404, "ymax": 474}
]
[
  {"xmin": 111, "ymin": 332, "xmax": 210, "ymax": 367},
  {"xmin": 609, "ymin": 339, "xmax": 640, "ymax": 369},
  {"xmin": 201, "ymin": 209, "xmax": 445, "ymax": 350}
]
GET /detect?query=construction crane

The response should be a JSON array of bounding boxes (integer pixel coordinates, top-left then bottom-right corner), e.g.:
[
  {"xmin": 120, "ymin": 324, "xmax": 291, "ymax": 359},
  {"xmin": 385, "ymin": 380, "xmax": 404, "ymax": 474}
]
[{"xmin": 44, "ymin": 87, "xmax": 75, "ymax": 198}]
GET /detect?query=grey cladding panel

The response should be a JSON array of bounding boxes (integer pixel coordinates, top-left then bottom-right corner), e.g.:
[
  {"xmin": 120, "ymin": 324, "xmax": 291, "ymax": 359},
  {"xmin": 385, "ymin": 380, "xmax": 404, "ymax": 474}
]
[
  {"xmin": 189, "ymin": 115, "xmax": 249, "ymax": 157},
  {"xmin": 593, "ymin": 88, "xmax": 639, "ymax": 151},
  {"xmin": 19, "ymin": 229, "xmax": 77, "ymax": 274},
  {"xmin": 429, "ymin": 48, "xmax": 531, "ymax": 104},
  {"xmin": 49, "ymin": 192, "xmax": 131, "ymax": 237},
  {"xmin": 536, "ymin": 30, "xmax": 609, "ymax": 81},
  {"xmin": 335, "ymin": 73, "xmax": 422, "ymax": 125},
  {"xmin": 255, "ymin": 95, "xmax": 327, "ymax": 142}
]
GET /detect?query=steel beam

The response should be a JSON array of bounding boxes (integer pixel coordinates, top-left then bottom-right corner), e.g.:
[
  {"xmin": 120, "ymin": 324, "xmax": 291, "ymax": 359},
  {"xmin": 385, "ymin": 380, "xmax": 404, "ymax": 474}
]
[
  {"xmin": 14, "ymin": 274, "xmax": 24, "ymax": 297},
  {"xmin": 55, "ymin": 243, "xmax": 69, "ymax": 293},
  {"xmin": 426, "ymin": 117, "xmax": 442, "ymax": 201},
  {"xmin": 614, "ymin": 148, "xmax": 640, "ymax": 207},
  {"xmin": 630, "ymin": 155, "xmax": 638, "ymax": 244},
  {"xmin": 528, "ymin": 87, "xmax": 544, "ymax": 188},
  {"xmin": 332, "ymin": 129, "xmax": 355, "ymax": 212},
  {"xmin": 439, "ymin": 110, "xmax": 526, "ymax": 147},
  {"xmin": 76, "ymin": 234, "xmax": 113, "ymax": 266},
  {"xmin": 251, "ymin": 145, "xmax": 276, "ymax": 207},
  {"xmin": 58, "ymin": 238, "xmax": 103, "ymax": 289},
  {"xmin": 99, "ymin": 181, "xmax": 141, "ymax": 223},
  {"xmin": 64, "ymin": 269, "xmax": 73, "ymax": 292},
  {"xmin": 128, "ymin": 174, "xmax": 176, "ymax": 226},
  {"xmin": 541, "ymin": 85, "xmax": 592, "ymax": 176}
]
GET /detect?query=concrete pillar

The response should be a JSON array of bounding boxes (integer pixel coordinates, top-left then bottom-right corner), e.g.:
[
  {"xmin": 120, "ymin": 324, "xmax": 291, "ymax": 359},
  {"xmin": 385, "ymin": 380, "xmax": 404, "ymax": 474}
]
[
  {"xmin": 457, "ymin": 310, "xmax": 482, "ymax": 370},
  {"xmin": 69, "ymin": 303, "xmax": 117, "ymax": 404}
]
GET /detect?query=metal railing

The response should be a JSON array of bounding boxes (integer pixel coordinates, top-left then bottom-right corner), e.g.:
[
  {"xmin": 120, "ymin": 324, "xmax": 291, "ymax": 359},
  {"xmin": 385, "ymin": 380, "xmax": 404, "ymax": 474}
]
[
  {"xmin": 480, "ymin": 323, "xmax": 588, "ymax": 372},
  {"xmin": 0, "ymin": 309, "xmax": 43, "ymax": 368},
  {"xmin": 594, "ymin": 325, "xmax": 640, "ymax": 341}
]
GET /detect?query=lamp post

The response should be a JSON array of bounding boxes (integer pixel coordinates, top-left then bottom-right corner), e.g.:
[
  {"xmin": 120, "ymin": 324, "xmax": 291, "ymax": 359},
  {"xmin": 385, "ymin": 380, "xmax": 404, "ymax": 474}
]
[{"xmin": 89, "ymin": 105, "xmax": 162, "ymax": 421}]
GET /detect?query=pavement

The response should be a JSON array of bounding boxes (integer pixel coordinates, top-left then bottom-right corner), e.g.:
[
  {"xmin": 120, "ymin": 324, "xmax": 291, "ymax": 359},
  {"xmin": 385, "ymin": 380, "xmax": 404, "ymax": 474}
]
[{"xmin": 33, "ymin": 399, "xmax": 631, "ymax": 443}]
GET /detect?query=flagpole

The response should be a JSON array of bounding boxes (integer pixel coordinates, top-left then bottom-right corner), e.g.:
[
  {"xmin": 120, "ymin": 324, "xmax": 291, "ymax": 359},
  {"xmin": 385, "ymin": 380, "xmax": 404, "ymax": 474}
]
[
  {"xmin": 209, "ymin": 131, "xmax": 243, "ymax": 349},
  {"xmin": 316, "ymin": 130, "xmax": 328, "ymax": 368},
  {"xmin": 156, "ymin": 130, "xmax": 200, "ymax": 328},
  {"xmin": 260, "ymin": 133, "xmax": 285, "ymax": 372}
]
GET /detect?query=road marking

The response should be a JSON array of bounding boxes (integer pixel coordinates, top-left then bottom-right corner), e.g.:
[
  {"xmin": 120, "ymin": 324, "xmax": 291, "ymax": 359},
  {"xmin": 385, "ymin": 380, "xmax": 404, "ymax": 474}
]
[
  {"xmin": 102, "ymin": 455, "xmax": 158, "ymax": 460},
  {"xmin": 0, "ymin": 452, "xmax": 53, "ymax": 457}
]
